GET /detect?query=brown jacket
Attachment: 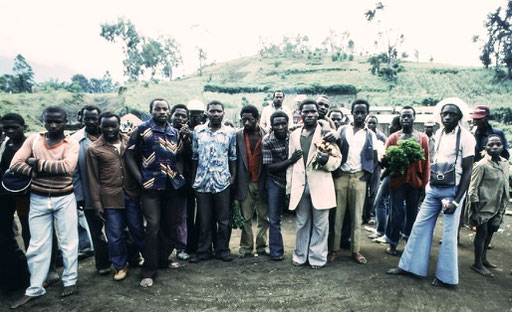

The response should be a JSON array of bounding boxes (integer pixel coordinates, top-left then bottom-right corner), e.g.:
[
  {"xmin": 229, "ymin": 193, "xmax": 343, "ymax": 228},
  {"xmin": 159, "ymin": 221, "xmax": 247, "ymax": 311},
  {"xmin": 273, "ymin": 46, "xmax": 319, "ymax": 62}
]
[{"xmin": 86, "ymin": 134, "xmax": 140, "ymax": 210}]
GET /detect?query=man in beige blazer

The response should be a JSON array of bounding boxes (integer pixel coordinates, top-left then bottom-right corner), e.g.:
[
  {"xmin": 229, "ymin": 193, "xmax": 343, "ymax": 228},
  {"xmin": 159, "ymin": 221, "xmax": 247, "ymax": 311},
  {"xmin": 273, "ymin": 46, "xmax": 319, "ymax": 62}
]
[{"xmin": 286, "ymin": 98, "xmax": 341, "ymax": 268}]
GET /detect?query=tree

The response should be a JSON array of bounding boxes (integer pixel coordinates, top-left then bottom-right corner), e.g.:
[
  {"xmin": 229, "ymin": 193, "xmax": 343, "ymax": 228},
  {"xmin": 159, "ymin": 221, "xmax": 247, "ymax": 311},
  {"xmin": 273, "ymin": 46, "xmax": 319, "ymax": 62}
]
[
  {"xmin": 197, "ymin": 47, "xmax": 207, "ymax": 76},
  {"xmin": 364, "ymin": 2, "xmax": 405, "ymax": 81},
  {"xmin": 100, "ymin": 18, "xmax": 182, "ymax": 81},
  {"xmin": 477, "ymin": 1, "xmax": 512, "ymax": 78},
  {"xmin": 11, "ymin": 54, "xmax": 34, "ymax": 93},
  {"xmin": 71, "ymin": 74, "xmax": 91, "ymax": 92}
]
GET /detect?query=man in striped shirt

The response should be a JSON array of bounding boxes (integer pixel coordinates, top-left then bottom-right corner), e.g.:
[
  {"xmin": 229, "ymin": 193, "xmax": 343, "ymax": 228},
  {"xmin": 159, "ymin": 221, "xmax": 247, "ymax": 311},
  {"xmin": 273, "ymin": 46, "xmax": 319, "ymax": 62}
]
[{"xmin": 10, "ymin": 106, "xmax": 79, "ymax": 309}]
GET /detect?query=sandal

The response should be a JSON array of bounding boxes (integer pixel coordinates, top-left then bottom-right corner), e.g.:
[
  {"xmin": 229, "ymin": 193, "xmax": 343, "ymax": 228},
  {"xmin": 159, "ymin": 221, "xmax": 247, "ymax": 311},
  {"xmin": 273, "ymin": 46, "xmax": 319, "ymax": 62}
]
[
  {"xmin": 470, "ymin": 265, "xmax": 494, "ymax": 277},
  {"xmin": 61, "ymin": 285, "xmax": 78, "ymax": 297},
  {"xmin": 352, "ymin": 253, "xmax": 367, "ymax": 264},
  {"xmin": 140, "ymin": 278, "xmax": 154, "ymax": 288}
]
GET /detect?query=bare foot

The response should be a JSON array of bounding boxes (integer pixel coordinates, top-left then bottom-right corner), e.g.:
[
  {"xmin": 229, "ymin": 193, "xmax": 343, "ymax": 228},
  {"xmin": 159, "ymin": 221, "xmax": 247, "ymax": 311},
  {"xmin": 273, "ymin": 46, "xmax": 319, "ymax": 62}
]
[
  {"xmin": 11, "ymin": 295, "xmax": 40, "ymax": 309},
  {"xmin": 61, "ymin": 285, "xmax": 78, "ymax": 297},
  {"xmin": 140, "ymin": 278, "xmax": 153, "ymax": 288},
  {"xmin": 471, "ymin": 265, "xmax": 494, "ymax": 277}
]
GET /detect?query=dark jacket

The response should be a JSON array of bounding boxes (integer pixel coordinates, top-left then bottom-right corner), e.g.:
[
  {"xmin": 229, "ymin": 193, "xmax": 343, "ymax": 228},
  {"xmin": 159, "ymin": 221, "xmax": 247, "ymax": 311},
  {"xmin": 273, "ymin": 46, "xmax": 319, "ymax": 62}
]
[
  {"xmin": 86, "ymin": 134, "xmax": 140, "ymax": 210},
  {"xmin": 235, "ymin": 126, "xmax": 267, "ymax": 201}
]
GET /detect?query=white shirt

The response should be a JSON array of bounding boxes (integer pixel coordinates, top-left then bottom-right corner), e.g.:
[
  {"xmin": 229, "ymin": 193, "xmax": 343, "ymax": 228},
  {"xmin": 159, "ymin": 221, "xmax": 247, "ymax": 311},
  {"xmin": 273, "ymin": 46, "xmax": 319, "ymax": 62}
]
[
  {"xmin": 433, "ymin": 125, "xmax": 476, "ymax": 185},
  {"xmin": 340, "ymin": 126, "xmax": 377, "ymax": 173},
  {"xmin": 260, "ymin": 104, "xmax": 293, "ymax": 132}
]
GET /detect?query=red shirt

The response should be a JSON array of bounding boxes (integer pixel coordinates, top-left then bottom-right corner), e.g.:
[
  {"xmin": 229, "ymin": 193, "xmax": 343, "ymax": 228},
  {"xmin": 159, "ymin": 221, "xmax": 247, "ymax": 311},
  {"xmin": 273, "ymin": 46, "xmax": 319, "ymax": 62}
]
[
  {"xmin": 386, "ymin": 132, "xmax": 430, "ymax": 189},
  {"xmin": 244, "ymin": 132, "xmax": 262, "ymax": 183}
]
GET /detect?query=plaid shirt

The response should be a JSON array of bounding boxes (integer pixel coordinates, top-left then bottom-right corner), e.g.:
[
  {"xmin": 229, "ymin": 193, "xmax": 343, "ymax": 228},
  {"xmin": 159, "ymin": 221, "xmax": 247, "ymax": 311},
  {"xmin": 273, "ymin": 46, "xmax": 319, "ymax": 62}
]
[
  {"xmin": 262, "ymin": 131, "xmax": 289, "ymax": 189},
  {"xmin": 127, "ymin": 119, "xmax": 185, "ymax": 191}
]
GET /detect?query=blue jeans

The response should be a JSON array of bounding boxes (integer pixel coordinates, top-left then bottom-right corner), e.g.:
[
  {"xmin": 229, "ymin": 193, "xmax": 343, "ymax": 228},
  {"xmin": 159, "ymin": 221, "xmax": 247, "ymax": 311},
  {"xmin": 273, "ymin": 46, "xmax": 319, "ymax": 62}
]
[
  {"xmin": 104, "ymin": 194, "xmax": 145, "ymax": 270},
  {"xmin": 77, "ymin": 209, "xmax": 93, "ymax": 253},
  {"xmin": 374, "ymin": 176, "xmax": 390, "ymax": 235},
  {"xmin": 267, "ymin": 179, "xmax": 285, "ymax": 257},
  {"xmin": 385, "ymin": 184, "xmax": 420, "ymax": 247},
  {"xmin": 398, "ymin": 184, "xmax": 462, "ymax": 285},
  {"xmin": 25, "ymin": 193, "xmax": 78, "ymax": 297}
]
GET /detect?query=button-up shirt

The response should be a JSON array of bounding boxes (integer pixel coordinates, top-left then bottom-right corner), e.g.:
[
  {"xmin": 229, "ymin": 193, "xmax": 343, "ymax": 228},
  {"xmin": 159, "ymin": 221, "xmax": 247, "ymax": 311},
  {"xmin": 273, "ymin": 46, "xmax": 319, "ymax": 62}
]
[
  {"xmin": 192, "ymin": 123, "xmax": 236, "ymax": 193},
  {"xmin": 127, "ymin": 119, "xmax": 185, "ymax": 190},
  {"xmin": 260, "ymin": 104, "xmax": 293, "ymax": 131},
  {"xmin": 262, "ymin": 131, "xmax": 289, "ymax": 189},
  {"xmin": 86, "ymin": 134, "xmax": 140, "ymax": 210}
]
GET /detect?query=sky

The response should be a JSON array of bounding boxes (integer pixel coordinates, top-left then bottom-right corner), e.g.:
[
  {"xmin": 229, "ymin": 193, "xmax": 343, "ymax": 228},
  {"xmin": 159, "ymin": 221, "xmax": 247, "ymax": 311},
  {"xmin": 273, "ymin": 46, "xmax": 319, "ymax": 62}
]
[{"xmin": 0, "ymin": 0, "xmax": 506, "ymax": 82}]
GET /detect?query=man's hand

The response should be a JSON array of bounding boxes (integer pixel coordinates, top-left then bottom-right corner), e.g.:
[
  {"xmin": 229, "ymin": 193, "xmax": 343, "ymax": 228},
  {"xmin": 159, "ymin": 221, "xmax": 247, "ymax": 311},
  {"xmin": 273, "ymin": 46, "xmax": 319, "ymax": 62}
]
[
  {"xmin": 26, "ymin": 157, "xmax": 38, "ymax": 167},
  {"xmin": 316, "ymin": 151, "xmax": 329, "ymax": 166},
  {"xmin": 471, "ymin": 211, "xmax": 482, "ymax": 226},
  {"xmin": 179, "ymin": 124, "xmax": 191, "ymax": 139},
  {"xmin": 76, "ymin": 201, "xmax": 85, "ymax": 210},
  {"xmin": 95, "ymin": 207, "xmax": 105, "ymax": 222},
  {"xmin": 289, "ymin": 150, "xmax": 303, "ymax": 165},
  {"xmin": 443, "ymin": 202, "xmax": 457, "ymax": 215},
  {"xmin": 321, "ymin": 130, "xmax": 339, "ymax": 143},
  {"xmin": 230, "ymin": 175, "xmax": 236, "ymax": 186}
]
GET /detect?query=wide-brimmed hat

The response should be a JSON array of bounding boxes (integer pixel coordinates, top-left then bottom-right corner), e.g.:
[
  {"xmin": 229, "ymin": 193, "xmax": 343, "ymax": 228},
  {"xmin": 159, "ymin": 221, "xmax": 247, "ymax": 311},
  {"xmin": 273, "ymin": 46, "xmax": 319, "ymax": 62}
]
[{"xmin": 434, "ymin": 97, "xmax": 470, "ymax": 126}]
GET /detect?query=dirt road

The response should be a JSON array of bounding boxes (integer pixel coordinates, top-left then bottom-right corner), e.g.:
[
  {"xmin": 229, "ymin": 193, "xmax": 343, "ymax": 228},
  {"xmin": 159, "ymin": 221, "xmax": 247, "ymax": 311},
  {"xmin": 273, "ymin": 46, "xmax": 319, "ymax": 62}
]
[{"xmin": 2, "ymin": 215, "xmax": 512, "ymax": 311}]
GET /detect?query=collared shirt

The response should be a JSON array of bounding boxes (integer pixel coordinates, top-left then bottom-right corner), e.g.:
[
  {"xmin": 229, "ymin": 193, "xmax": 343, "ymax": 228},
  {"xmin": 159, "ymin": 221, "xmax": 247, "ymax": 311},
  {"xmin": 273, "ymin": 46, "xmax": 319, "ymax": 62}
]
[
  {"xmin": 260, "ymin": 104, "xmax": 293, "ymax": 131},
  {"xmin": 433, "ymin": 125, "xmax": 476, "ymax": 185},
  {"xmin": 340, "ymin": 126, "xmax": 377, "ymax": 173},
  {"xmin": 127, "ymin": 119, "xmax": 185, "ymax": 190},
  {"xmin": 262, "ymin": 131, "xmax": 289, "ymax": 189},
  {"xmin": 86, "ymin": 134, "xmax": 140, "ymax": 210},
  {"xmin": 245, "ymin": 132, "xmax": 262, "ymax": 183},
  {"xmin": 468, "ymin": 154, "xmax": 509, "ymax": 224},
  {"xmin": 192, "ymin": 123, "xmax": 236, "ymax": 193}
]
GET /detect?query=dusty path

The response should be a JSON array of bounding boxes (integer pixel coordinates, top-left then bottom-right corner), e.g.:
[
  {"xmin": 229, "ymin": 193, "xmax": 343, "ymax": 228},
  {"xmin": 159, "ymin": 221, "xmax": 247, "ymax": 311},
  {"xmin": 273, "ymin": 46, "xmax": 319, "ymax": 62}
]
[{"xmin": 2, "ymin": 214, "xmax": 512, "ymax": 311}]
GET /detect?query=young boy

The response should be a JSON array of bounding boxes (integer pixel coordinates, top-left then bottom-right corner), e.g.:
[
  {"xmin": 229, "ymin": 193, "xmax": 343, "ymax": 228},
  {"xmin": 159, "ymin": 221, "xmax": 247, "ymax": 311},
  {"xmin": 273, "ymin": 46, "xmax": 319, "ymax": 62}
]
[{"xmin": 469, "ymin": 134, "xmax": 509, "ymax": 277}]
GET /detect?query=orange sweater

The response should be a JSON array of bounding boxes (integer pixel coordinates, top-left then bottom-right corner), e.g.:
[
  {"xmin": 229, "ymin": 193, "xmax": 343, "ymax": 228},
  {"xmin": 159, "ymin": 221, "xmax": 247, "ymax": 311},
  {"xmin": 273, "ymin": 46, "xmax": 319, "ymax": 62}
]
[
  {"xmin": 386, "ymin": 132, "xmax": 430, "ymax": 189},
  {"xmin": 10, "ymin": 133, "xmax": 79, "ymax": 195}
]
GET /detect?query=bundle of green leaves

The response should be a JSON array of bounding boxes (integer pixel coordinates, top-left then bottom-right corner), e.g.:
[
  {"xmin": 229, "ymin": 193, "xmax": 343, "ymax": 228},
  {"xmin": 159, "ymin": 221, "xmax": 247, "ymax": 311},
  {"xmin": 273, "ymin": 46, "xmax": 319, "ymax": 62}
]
[
  {"xmin": 382, "ymin": 138, "xmax": 425, "ymax": 175},
  {"xmin": 229, "ymin": 200, "xmax": 246, "ymax": 229}
]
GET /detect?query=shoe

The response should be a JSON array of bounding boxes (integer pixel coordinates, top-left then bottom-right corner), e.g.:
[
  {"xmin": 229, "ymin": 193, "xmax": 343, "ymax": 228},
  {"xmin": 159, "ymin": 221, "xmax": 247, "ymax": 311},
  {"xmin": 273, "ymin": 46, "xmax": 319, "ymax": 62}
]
[
  {"xmin": 168, "ymin": 261, "xmax": 180, "ymax": 269},
  {"xmin": 372, "ymin": 236, "xmax": 388, "ymax": 244},
  {"xmin": 257, "ymin": 249, "xmax": 270, "ymax": 256},
  {"xmin": 177, "ymin": 250, "xmax": 190, "ymax": 260},
  {"xmin": 139, "ymin": 278, "xmax": 153, "ymax": 288},
  {"xmin": 114, "ymin": 264, "xmax": 128, "ymax": 281},
  {"xmin": 292, "ymin": 260, "xmax": 304, "ymax": 267},
  {"xmin": 368, "ymin": 219, "xmax": 376, "ymax": 225},
  {"xmin": 386, "ymin": 267, "xmax": 407, "ymax": 275},
  {"xmin": 368, "ymin": 232, "xmax": 383, "ymax": 239},
  {"xmin": 219, "ymin": 255, "xmax": 233, "ymax": 262},
  {"xmin": 270, "ymin": 255, "xmax": 284, "ymax": 261},
  {"xmin": 385, "ymin": 246, "xmax": 397, "ymax": 256},
  {"xmin": 238, "ymin": 252, "xmax": 252, "ymax": 258},
  {"xmin": 482, "ymin": 260, "xmax": 497, "ymax": 268},
  {"xmin": 310, "ymin": 264, "xmax": 324, "ymax": 269},
  {"xmin": 431, "ymin": 277, "xmax": 458, "ymax": 290},
  {"xmin": 98, "ymin": 268, "xmax": 112, "ymax": 275},
  {"xmin": 352, "ymin": 253, "xmax": 367, "ymax": 264}
]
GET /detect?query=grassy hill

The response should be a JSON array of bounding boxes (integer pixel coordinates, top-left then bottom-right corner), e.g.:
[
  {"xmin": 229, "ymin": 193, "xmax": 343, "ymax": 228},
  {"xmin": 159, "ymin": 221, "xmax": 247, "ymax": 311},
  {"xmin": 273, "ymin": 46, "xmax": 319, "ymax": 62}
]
[{"xmin": 1, "ymin": 55, "xmax": 512, "ymax": 132}]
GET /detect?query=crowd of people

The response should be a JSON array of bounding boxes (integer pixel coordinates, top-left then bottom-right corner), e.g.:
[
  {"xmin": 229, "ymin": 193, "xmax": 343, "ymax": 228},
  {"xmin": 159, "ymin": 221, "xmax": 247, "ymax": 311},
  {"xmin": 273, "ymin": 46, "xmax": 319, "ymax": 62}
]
[{"xmin": 0, "ymin": 90, "xmax": 510, "ymax": 308}]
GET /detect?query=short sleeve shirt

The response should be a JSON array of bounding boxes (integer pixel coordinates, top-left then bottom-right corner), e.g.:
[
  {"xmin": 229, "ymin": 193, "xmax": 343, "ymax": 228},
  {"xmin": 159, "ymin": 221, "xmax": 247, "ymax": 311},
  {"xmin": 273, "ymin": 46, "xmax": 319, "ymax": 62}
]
[
  {"xmin": 433, "ymin": 125, "xmax": 476, "ymax": 185},
  {"xmin": 127, "ymin": 119, "xmax": 185, "ymax": 190},
  {"xmin": 192, "ymin": 123, "xmax": 237, "ymax": 193}
]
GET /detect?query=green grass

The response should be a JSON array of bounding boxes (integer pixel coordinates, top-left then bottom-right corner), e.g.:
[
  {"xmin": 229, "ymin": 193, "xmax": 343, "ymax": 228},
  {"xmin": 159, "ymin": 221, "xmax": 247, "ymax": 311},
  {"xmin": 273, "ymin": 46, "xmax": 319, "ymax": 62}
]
[{"xmin": 1, "ymin": 55, "xmax": 512, "ymax": 131}]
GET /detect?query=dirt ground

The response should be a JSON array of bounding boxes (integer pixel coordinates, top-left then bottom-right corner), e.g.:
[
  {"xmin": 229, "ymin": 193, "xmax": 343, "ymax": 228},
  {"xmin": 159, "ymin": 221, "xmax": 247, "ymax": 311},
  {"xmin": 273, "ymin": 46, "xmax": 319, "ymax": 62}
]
[{"xmin": 2, "ymin": 214, "xmax": 512, "ymax": 312}]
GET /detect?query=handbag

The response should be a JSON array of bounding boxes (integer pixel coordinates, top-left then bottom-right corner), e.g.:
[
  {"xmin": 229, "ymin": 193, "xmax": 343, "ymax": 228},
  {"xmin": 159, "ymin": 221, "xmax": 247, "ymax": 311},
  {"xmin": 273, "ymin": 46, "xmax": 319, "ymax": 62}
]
[{"xmin": 430, "ymin": 127, "xmax": 460, "ymax": 187}]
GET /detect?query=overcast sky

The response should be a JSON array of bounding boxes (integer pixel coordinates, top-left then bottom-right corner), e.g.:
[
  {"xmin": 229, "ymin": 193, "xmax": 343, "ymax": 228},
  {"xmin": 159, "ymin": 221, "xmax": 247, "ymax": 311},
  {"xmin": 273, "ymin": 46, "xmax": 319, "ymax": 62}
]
[{"xmin": 0, "ymin": 0, "xmax": 505, "ymax": 82}]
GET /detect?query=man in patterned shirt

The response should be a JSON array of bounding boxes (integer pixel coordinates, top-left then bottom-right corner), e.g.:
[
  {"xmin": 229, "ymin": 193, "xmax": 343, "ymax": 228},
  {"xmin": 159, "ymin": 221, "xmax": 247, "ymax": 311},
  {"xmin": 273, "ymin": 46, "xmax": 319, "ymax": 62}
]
[
  {"xmin": 189, "ymin": 100, "xmax": 237, "ymax": 263},
  {"xmin": 126, "ymin": 98, "xmax": 185, "ymax": 288},
  {"xmin": 262, "ymin": 111, "xmax": 302, "ymax": 260}
]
